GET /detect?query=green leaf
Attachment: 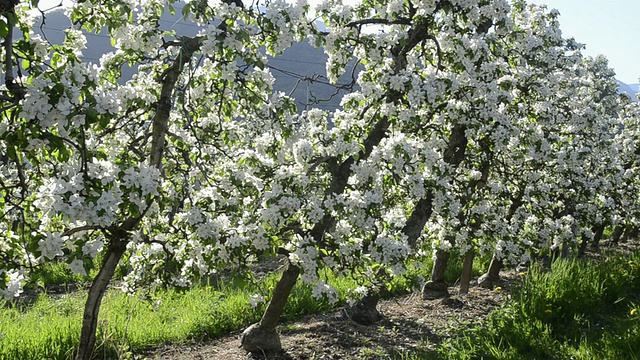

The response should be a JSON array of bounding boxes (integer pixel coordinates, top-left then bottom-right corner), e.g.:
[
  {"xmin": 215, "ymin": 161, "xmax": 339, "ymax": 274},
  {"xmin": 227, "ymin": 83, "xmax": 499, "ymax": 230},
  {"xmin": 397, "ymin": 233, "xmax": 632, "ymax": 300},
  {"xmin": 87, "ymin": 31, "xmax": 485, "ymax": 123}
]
[
  {"xmin": 253, "ymin": 57, "xmax": 265, "ymax": 70},
  {"xmin": 85, "ymin": 107, "xmax": 98, "ymax": 125},
  {"xmin": 99, "ymin": 114, "xmax": 110, "ymax": 128},
  {"xmin": 53, "ymin": 147, "xmax": 70, "ymax": 162},
  {"xmin": 0, "ymin": 19, "xmax": 8, "ymax": 38},
  {"xmin": 48, "ymin": 83, "xmax": 65, "ymax": 105},
  {"xmin": 44, "ymin": 133, "xmax": 64, "ymax": 151},
  {"xmin": 6, "ymin": 145, "xmax": 16, "ymax": 160},
  {"xmin": 51, "ymin": 52, "xmax": 63, "ymax": 69},
  {"xmin": 181, "ymin": 2, "xmax": 192, "ymax": 19}
]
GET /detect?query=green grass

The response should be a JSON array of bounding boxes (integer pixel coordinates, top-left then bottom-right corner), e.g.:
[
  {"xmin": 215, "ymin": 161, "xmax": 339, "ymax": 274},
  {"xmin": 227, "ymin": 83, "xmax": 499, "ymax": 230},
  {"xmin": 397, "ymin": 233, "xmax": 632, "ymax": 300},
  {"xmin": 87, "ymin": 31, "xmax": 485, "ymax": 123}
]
[
  {"xmin": 0, "ymin": 265, "xmax": 363, "ymax": 360},
  {"xmin": 0, "ymin": 292, "xmax": 82, "ymax": 360},
  {"xmin": 434, "ymin": 250, "xmax": 640, "ymax": 360},
  {"xmin": 25, "ymin": 261, "xmax": 93, "ymax": 291}
]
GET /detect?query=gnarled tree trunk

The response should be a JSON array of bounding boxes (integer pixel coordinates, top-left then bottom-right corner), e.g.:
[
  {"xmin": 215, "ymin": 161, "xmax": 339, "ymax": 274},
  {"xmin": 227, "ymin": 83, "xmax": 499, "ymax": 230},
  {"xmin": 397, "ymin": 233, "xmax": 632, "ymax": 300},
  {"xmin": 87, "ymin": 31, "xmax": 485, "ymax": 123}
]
[
  {"xmin": 347, "ymin": 292, "xmax": 383, "ymax": 325},
  {"xmin": 422, "ymin": 123, "xmax": 470, "ymax": 300},
  {"xmin": 422, "ymin": 249, "xmax": 451, "ymax": 299},
  {"xmin": 76, "ymin": 238, "xmax": 128, "ymax": 360},
  {"xmin": 458, "ymin": 250, "xmax": 475, "ymax": 295},
  {"xmin": 580, "ymin": 223, "xmax": 605, "ymax": 256},
  {"xmin": 611, "ymin": 224, "xmax": 625, "ymax": 245},
  {"xmin": 477, "ymin": 254, "xmax": 502, "ymax": 289},
  {"xmin": 348, "ymin": 194, "xmax": 434, "ymax": 324},
  {"xmin": 241, "ymin": 262, "xmax": 300, "ymax": 353},
  {"xmin": 590, "ymin": 223, "xmax": 605, "ymax": 250},
  {"xmin": 74, "ymin": 31, "xmax": 201, "ymax": 359}
]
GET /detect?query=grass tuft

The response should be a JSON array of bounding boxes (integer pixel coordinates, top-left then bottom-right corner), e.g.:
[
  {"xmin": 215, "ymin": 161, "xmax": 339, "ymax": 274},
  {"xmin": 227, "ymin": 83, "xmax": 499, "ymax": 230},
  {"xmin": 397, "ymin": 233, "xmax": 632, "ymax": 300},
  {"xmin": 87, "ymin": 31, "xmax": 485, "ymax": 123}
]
[{"xmin": 437, "ymin": 250, "xmax": 640, "ymax": 360}]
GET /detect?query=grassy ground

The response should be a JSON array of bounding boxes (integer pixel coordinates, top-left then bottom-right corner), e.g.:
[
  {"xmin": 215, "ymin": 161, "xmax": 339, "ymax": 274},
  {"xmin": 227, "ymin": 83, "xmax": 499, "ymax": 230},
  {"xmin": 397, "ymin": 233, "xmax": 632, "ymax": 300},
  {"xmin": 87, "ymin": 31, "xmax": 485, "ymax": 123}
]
[
  {"xmin": 0, "ymin": 254, "xmax": 466, "ymax": 360},
  {"xmin": 433, "ymin": 250, "xmax": 640, "ymax": 360},
  {"xmin": 0, "ymin": 269, "xmax": 352, "ymax": 359},
  {"xmin": 2, "ymin": 250, "xmax": 638, "ymax": 360}
]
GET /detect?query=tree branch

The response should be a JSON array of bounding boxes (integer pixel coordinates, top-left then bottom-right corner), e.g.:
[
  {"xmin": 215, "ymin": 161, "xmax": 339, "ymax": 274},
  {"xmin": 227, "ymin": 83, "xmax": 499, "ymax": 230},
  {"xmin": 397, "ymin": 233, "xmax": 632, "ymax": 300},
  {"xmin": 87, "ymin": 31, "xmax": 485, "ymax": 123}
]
[
  {"xmin": 346, "ymin": 18, "xmax": 411, "ymax": 27},
  {"xmin": 62, "ymin": 225, "xmax": 102, "ymax": 237}
]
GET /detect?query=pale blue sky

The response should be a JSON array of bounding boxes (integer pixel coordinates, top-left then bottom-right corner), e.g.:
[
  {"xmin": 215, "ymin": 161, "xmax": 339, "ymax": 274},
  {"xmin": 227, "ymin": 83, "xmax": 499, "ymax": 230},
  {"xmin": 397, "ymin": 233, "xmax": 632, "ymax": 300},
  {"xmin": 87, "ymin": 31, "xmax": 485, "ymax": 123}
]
[{"xmin": 528, "ymin": 0, "xmax": 639, "ymax": 84}]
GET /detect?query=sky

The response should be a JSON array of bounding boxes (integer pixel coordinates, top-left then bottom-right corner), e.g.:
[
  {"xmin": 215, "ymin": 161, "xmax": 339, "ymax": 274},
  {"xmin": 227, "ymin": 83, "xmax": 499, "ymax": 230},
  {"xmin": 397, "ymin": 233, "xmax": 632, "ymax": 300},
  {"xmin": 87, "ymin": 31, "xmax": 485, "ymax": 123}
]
[{"xmin": 36, "ymin": 0, "xmax": 640, "ymax": 84}]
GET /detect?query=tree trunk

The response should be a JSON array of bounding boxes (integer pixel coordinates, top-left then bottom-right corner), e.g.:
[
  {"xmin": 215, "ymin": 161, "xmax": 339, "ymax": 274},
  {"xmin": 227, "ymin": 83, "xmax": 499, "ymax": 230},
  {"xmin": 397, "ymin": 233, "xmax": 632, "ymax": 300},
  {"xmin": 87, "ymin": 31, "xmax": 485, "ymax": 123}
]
[
  {"xmin": 560, "ymin": 241, "xmax": 570, "ymax": 258},
  {"xmin": 347, "ymin": 292, "xmax": 382, "ymax": 325},
  {"xmin": 76, "ymin": 239, "xmax": 127, "ymax": 360},
  {"xmin": 241, "ymin": 262, "xmax": 300, "ymax": 353},
  {"xmin": 611, "ymin": 224, "xmax": 624, "ymax": 245},
  {"xmin": 420, "ymin": 124, "xmax": 473, "ymax": 300},
  {"xmin": 458, "ymin": 250, "xmax": 475, "ymax": 295},
  {"xmin": 580, "ymin": 224, "xmax": 605, "ymax": 256},
  {"xmin": 578, "ymin": 234, "xmax": 589, "ymax": 257},
  {"xmin": 590, "ymin": 223, "xmax": 605, "ymax": 249},
  {"xmin": 240, "ymin": 104, "xmax": 391, "ymax": 347},
  {"xmin": 422, "ymin": 249, "xmax": 450, "ymax": 299},
  {"xmin": 348, "ymin": 194, "xmax": 435, "ymax": 324},
  {"xmin": 622, "ymin": 226, "xmax": 638, "ymax": 243},
  {"xmin": 477, "ymin": 254, "xmax": 501, "ymax": 289}
]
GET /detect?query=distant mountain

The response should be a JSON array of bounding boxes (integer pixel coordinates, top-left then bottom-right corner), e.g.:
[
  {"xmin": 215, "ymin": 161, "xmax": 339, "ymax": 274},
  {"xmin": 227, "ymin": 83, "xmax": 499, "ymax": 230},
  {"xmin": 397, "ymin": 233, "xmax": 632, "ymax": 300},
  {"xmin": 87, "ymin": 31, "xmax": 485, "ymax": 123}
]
[{"xmin": 618, "ymin": 80, "xmax": 639, "ymax": 102}]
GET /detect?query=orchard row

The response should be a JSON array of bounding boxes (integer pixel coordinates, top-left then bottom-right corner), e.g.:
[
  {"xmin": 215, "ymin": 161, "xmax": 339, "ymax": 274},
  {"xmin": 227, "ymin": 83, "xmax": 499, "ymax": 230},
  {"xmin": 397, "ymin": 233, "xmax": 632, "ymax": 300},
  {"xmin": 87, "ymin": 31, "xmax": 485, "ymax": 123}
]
[{"xmin": 0, "ymin": 0, "xmax": 638, "ymax": 357}]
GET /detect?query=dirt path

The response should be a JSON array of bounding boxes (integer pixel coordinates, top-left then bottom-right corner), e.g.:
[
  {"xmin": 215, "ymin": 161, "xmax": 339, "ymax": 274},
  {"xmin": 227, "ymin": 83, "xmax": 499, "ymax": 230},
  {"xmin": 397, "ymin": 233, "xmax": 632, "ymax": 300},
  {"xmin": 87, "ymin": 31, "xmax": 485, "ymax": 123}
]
[{"xmin": 141, "ymin": 275, "xmax": 514, "ymax": 360}]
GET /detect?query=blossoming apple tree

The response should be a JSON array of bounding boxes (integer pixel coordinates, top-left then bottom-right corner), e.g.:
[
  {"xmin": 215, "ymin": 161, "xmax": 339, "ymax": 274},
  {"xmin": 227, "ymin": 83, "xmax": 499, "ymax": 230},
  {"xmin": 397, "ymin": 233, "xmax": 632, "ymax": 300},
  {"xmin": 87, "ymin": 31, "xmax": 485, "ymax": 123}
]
[
  {"xmin": 406, "ymin": 3, "xmax": 633, "ymax": 296},
  {"xmin": 241, "ymin": 0, "xmax": 630, "ymax": 349},
  {"xmin": 0, "ymin": 0, "xmax": 313, "ymax": 358}
]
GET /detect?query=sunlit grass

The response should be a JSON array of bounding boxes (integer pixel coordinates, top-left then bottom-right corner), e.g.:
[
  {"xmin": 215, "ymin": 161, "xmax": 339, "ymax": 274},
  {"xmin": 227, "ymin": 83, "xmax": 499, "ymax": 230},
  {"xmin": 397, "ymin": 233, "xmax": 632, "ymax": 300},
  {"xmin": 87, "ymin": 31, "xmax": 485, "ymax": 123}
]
[
  {"xmin": 0, "ymin": 265, "xmax": 363, "ymax": 360},
  {"xmin": 435, "ymin": 250, "xmax": 640, "ymax": 360},
  {"xmin": 0, "ymin": 251, "xmax": 487, "ymax": 360}
]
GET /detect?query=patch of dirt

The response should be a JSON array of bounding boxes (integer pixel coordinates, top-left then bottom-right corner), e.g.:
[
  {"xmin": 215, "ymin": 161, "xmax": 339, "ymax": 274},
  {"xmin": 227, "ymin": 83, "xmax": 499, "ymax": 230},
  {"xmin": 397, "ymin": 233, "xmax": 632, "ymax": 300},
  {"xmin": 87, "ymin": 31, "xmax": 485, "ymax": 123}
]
[{"xmin": 140, "ymin": 273, "xmax": 515, "ymax": 360}]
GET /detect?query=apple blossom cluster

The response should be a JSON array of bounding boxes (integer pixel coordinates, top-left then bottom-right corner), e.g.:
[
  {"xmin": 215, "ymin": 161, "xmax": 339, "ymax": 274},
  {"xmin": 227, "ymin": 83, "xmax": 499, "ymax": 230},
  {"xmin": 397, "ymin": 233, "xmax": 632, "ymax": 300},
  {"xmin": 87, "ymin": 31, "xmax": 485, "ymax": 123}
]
[{"xmin": 0, "ymin": 270, "xmax": 24, "ymax": 299}]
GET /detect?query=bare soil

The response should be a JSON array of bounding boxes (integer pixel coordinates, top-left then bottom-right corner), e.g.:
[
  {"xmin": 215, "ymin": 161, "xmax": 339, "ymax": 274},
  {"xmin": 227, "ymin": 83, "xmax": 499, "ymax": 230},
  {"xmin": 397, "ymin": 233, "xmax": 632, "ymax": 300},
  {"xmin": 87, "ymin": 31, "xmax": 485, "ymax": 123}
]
[{"xmin": 140, "ymin": 273, "xmax": 515, "ymax": 360}]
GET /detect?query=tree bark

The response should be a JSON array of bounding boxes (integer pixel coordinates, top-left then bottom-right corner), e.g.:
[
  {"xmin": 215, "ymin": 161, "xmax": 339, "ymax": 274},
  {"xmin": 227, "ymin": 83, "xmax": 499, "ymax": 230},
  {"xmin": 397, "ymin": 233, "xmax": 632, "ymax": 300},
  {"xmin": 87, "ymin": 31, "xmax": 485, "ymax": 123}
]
[
  {"xmin": 458, "ymin": 250, "xmax": 475, "ymax": 295},
  {"xmin": 74, "ymin": 31, "xmax": 200, "ymax": 358},
  {"xmin": 578, "ymin": 234, "xmax": 589, "ymax": 257},
  {"xmin": 477, "ymin": 254, "xmax": 502, "ymax": 289},
  {"xmin": 241, "ymin": 262, "xmax": 300, "ymax": 353},
  {"xmin": 421, "ymin": 123, "xmax": 472, "ymax": 300},
  {"xmin": 580, "ymin": 224, "xmax": 605, "ymax": 256},
  {"xmin": 611, "ymin": 224, "xmax": 624, "ymax": 245},
  {"xmin": 621, "ymin": 226, "xmax": 638, "ymax": 243},
  {"xmin": 403, "ymin": 194, "xmax": 434, "ymax": 250},
  {"xmin": 560, "ymin": 241, "xmax": 570, "ymax": 259},
  {"xmin": 347, "ymin": 292, "xmax": 382, "ymax": 325},
  {"xmin": 422, "ymin": 249, "xmax": 451, "ymax": 299},
  {"xmin": 591, "ymin": 223, "xmax": 605, "ymax": 249},
  {"xmin": 240, "ymin": 13, "xmax": 430, "ymax": 334},
  {"xmin": 76, "ymin": 239, "xmax": 127, "ymax": 360},
  {"xmin": 240, "ymin": 113, "xmax": 392, "ymax": 341}
]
